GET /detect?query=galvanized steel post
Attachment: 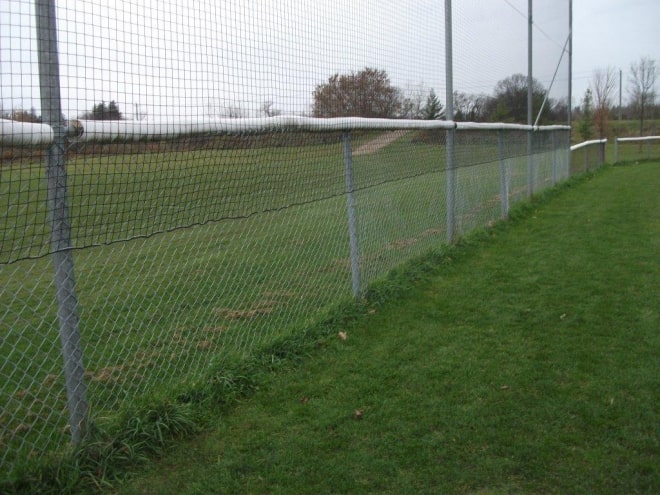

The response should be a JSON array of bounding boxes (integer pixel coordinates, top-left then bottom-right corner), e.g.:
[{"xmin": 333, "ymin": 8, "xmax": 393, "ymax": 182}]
[
  {"xmin": 35, "ymin": 0, "xmax": 88, "ymax": 445},
  {"xmin": 551, "ymin": 131, "xmax": 558, "ymax": 185},
  {"xmin": 614, "ymin": 137, "xmax": 619, "ymax": 163},
  {"xmin": 498, "ymin": 130, "xmax": 509, "ymax": 219},
  {"xmin": 343, "ymin": 132, "xmax": 361, "ymax": 298}
]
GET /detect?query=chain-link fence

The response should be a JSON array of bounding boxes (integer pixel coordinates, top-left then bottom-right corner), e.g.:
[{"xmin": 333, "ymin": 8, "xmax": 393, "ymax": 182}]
[
  {"xmin": 1, "ymin": 0, "xmax": 577, "ymax": 479},
  {"xmin": 614, "ymin": 136, "xmax": 660, "ymax": 163},
  {"xmin": 569, "ymin": 138, "xmax": 607, "ymax": 174}
]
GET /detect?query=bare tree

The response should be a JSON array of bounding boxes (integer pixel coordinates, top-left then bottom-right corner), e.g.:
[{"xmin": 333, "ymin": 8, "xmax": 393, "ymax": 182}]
[
  {"xmin": 628, "ymin": 57, "xmax": 657, "ymax": 136},
  {"xmin": 312, "ymin": 68, "xmax": 403, "ymax": 118},
  {"xmin": 453, "ymin": 91, "xmax": 490, "ymax": 121},
  {"xmin": 591, "ymin": 67, "xmax": 617, "ymax": 138},
  {"xmin": 261, "ymin": 101, "xmax": 281, "ymax": 117},
  {"xmin": 224, "ymin": 105, "xmax": 244, "ymax": 118},
  {"xmin": 400, "ymin": 82, "xmax": 428, "ymax": 119}
]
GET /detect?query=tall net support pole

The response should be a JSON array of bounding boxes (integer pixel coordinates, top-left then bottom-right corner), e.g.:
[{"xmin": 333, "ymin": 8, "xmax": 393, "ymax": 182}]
[
  {"xmin": 343, "ymin": 132, "xmax": 361, "ymax": 298},
  {"xmin": 35, "ymin": 0, "xmax": 88, "ymax": 445},
  {"xmin": 568, "ymin": 0, "xmax": 573, "ymax": 171},
  {"xmin": 445, "ymin": 0, "xmax": 456, "ymax": 243},
  {"xmin": 527, "ymin": 0, "xmax": 534, "ymax": 198}
]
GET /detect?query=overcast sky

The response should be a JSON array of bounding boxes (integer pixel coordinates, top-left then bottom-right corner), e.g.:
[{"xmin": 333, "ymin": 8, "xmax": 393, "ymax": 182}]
[
  {"xmin": 0, "ymin": 0, "xmax": 657, "ymax": 120},
  {"xmin": 572, "ymin": 0, "xmax": 660, "ymax": 105}
]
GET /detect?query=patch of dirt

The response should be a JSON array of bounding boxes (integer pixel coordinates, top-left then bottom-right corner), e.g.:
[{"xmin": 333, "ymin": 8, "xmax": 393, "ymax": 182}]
[
  {"xmin": 353, "ymin": 130, "xmax": 410, "ymax": 156},
  {"xmin": 214, "ymin": 306, "xmax": 274, "ymax": 320},
  {"xmin": 212, "ymin": 291, "xmax": 294, "ymax": 320},
  {"xmin": 85, "ymin": 350, "xmax": 161, "ymax": 384},
  {"xmin": 385, "ymin": 228, "xmax": 442, "ymax": 251},
  {"xmin": 203, "ymin": 325, "xmax": 228, "ymax": 333}
]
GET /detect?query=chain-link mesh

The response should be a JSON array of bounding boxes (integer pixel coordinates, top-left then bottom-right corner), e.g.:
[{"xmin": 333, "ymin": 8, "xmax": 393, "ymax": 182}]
[
  {"xmin": 1, "ymin": 0, "xmax": 576, "ymax": 478},
  {"xmin": 614, "ymin": 136, "xmax": 660, "ymax": 163},
  {"xmin": 569, "ymin": 139, "xmax": 607, "ymax": 174}
]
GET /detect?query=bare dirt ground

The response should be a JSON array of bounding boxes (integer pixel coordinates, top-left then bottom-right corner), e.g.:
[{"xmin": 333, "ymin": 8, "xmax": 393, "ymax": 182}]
[{"xmin": 353, "ymin": 130, "xmax": 410, "ymax": 156}]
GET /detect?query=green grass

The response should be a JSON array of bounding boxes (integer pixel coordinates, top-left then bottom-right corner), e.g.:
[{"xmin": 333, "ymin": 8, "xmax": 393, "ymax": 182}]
[
  {"xmin": 0, "ymin": 134, "xmax": 455, "ymax": 479},
  {"xmin": 609, "ymin": 118, "xmax": 660, "ymax": 138},
  {"xmin": 0, "ymin": 132, "xmax": 636, "ymax": 488},
  {"xmin": 572, "ymin": 118, "xmax": 660, "ymax": 144},
  {"xmin": 117, "ymin": 162, "xmax": 659, "ymax": 495}
]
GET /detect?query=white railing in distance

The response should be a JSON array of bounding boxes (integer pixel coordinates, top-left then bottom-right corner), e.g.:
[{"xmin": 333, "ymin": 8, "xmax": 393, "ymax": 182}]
[{"xmin": 614, "ymin": 136, "xmax": 660, "ymax": 162}]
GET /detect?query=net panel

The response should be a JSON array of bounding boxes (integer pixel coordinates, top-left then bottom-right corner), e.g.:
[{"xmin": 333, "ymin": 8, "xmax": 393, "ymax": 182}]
[{"xmin": 0, "ymin": 0, "xmax": 570, "ymax": 478}]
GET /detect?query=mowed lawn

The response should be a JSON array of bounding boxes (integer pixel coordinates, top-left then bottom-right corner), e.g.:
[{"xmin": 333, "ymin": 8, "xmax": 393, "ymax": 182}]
[{"xmin": 119, "ymin": 162, "xmax": 659, "ymax": 494}]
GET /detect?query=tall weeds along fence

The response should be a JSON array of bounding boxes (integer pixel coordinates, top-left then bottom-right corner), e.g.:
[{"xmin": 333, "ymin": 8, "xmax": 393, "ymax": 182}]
[{"xmin": 5, "ymin": 0, "xmax": 653, "ymax": 480}]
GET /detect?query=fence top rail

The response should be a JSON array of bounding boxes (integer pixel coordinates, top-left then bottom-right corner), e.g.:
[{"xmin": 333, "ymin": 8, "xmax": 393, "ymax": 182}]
[
  {"xmin": 456, "ymin": 122, "xmax": 570, "ymax": 132},
  {"xmin": 0, "ymin": 119, "xmax": 54, "ymax": 146},
  {"xmin": 615, "ymin": 136, "xmax": 660, "ymax": 143},
  {"xmin": 1, "ymin": 116, "xmax": 570, "ymax": 146},
  {"xmin": 570, "ymin": 139, "xmax": 607, "ymax": 152}
]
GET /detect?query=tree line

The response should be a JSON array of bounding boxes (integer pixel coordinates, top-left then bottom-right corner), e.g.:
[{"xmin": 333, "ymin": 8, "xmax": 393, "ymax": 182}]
[
  {"xmin": 575, "ymin": 57, "xmax": 657, "ymax": 140},
  {"xmin": 1, "ymin": 101, "xmax": 123, "ymax": 122},
  {"xmin": 312, "ymin": 67, "xmax": 568, "ymax": 124},
  {"xmin": 313, "ymin": 60, "xmax": 657, "ymax": 134},
  {"xmin": 3, "ymin": 58, "xmax": 654, "ymax": 134}
]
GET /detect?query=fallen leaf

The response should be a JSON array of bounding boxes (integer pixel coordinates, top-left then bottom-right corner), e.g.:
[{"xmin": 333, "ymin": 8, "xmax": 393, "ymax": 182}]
[
  {"xmin": 338, "ymin": 331, "xmax": 348, "ymax": 341},
  {"xmin": 354, "ymin": 409, "xmax": 364, "ymax": 420},
  {"xmin": 500, "ymin": 385, "xmax": 510, "ymax": 390}
]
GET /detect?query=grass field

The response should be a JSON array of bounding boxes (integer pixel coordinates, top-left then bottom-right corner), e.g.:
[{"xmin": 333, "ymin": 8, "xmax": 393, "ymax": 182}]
[
  {"xmin": 118, "ymin": 161, "xmax": 659, "ymax": 495},
  {"xmin": 0, "ymin": 129, "xmax": 584, "ymax": 487}
]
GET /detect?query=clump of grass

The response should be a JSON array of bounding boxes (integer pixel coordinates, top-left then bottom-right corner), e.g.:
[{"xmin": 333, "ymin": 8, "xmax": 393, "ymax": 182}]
[{"xmin": 1, "ymin": 401, "xmax": 197, "ymax": 495}]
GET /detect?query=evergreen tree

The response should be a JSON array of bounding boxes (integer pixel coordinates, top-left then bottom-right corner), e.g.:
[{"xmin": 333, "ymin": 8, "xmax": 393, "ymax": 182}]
[
  {"xmin": 579, "ymin": 89, "xmax": 594, "ymax": 141},
  {"xmin": 106, "ymin": 100, "xmax": 122, "ymax": 120},
  {"xmin": 82, "ymin": 100, "xmax": 123, "ymax": 120},
  {"xmin": 423, "ymin": 89, "xmax": 444, "ymax": 120}
]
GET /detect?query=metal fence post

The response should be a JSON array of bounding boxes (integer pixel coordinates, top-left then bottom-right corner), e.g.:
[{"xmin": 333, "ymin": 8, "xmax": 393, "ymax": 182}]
[
  {"xmin": 585, "ymin": 145, "xmax": 589, "ymax": 172},
  {"xmin": 343, "ymin": 131, "xmax": 360, "ymax": 298},
  {"xmin": 446, "ymin": 129, "xmax": 456, "ymax": 243},
  {"xmin": 567, "ymin": 134, "xmax": 572, "ymax": 177},
  {"xmin": 35, "ymin": 0, "xmax": 88, "ymax": 445},
  {"xmin": 551, "ymin": 131, "xmax": 558, "ymax": 185},
  {"xmin": 614, "ymin": 137, "xmax": 619, "ymax": 163},
  {"xmin": 527, "ymin": 131, "xmax": 534, "ymax": 192},
  {"xmin": 497, "ymin": 130, "xmax": 509, "ymax": 219}
]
